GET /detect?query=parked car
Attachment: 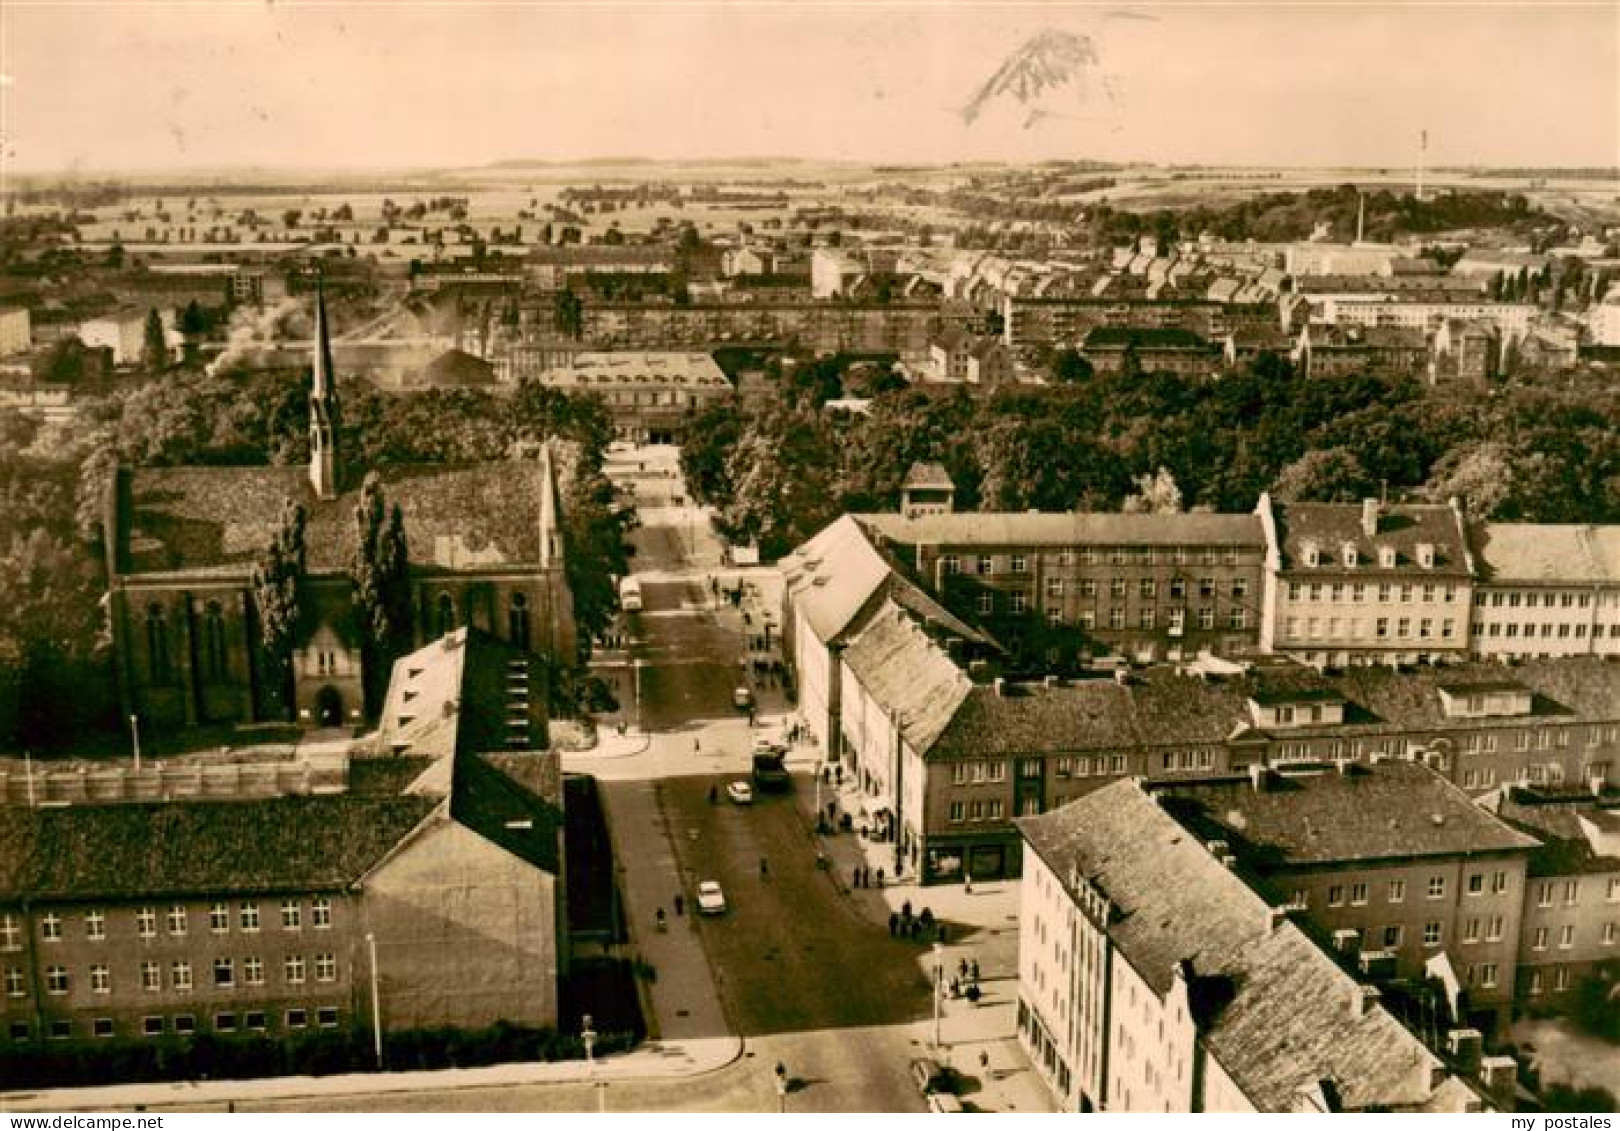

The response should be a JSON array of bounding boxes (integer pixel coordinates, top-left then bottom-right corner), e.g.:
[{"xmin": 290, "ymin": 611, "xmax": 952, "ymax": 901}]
[
  {"xmin": 733, "ymin": 685, "xmax": 755, "ymax": 710},
  {"xmin": 726, "ymin": 780, "xmax": 754, "ymax": 805},
  {"xmin": 751, "ymin": 750, "xmax": 791, "ymax": 791},
  {"xmin": 926, "ymin": 1092, "xmax": 963, "ymax": 1113},
  {"xmin": 696, "ymin": 880, "xmax": 727, "ymax": 915}
]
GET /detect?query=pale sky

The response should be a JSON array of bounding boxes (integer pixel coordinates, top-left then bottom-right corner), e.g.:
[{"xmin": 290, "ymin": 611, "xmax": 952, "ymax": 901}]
[{"xmin": 2, "ymin": 2, "xmax": 1616, "ymax": 173}]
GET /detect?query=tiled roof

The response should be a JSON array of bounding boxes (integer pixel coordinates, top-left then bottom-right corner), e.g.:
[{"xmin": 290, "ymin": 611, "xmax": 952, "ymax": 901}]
[
  {"xmin": 859, "ymin": 510, "xmax": 1264, "ymax": 549},
  {"xmin": 121, "ymin": 461, "xmax": 553, "ymax": 575},
  {"xmin": 448, "ymin": 751, "xmax": 564, "ymax": 875},
  {"xmin": 1150, "ymin": 761, "xmax": 1539, "ymax": 866},
  {"xmin": 1019, "ymin": 781, "xmax": 1470, "ymax": 1113},
  {"xmin": 0, "ymin": 793, "xmax": 438, "ymax": 902},
  {"xmin": 374, "ymin": 628, "xmax": 547, "ymax": 762},
  {"xmin": 1271, "ymin": 499, "xmax": 1469, "ymax": 575},
  {"xmin": 1489, "ymin": 789, "xmax": 1620, "ymax": 878},
  {"xmin": 928, "ymin": 670, "xmax": 1248, "ymax": 759},
  {"xmin": 1471, "ymin": 523, "xmax": 1620, "ymax": 584},
  {"xmin": 840, "ymin": 602, "xmax": 973, "ymax": 754},
  {"xmin": 784, "ymin": 516, "xmax": 990, "ymax": 648}
]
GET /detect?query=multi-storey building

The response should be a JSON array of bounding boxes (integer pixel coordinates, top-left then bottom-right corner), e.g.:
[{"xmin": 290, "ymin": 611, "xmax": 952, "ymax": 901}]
[
  {"xmin": 1257, "ymin": 494, "xmax": 1474, "ymax": 667},
  {"xmin": 0, "ymin": 675, "xmax": 564, "ymax": 1056},
  {"xmin": 860, "ymin": 507, "xmax": 1267, "ymax": 665},
  {"xmin": 1000, "ymin": 295, "xmax": 1276, "ymax": 351},
  {"xmin": 1151, "ymin": 763, "xmax": 1539, "ymax": 1034},
  {"xmin": 0, "ymin": 306, "xmax": 31, "ymax": 357},
  {"xmin": 1486, "ymin": 787, "xmax": 1620, "ymax": 1004},
  {"xmin": 1292, "ymin": 324, "xmax": 1428, "ymax": 379},
  {"xmin": 1311, "ymin": 297, "xmax": 1534, "ymax": 346},
  {"xmin": 1469, "ymin": 524, "xmax": 1620, "ymax": 659},
  {"xmin": 574, "ymin": 301, "xmax": 948, "ymax": 362},
  {"xmin": 1017, "ymin": 778, "xmax": 1495, "ymax": 1113},
  {"xmin": 502, "ymin": 351, "xmax": 733, "ymax": 444}
]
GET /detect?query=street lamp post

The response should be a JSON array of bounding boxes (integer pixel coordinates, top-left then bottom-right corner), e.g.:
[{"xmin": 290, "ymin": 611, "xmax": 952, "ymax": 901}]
[
  {"xmin": 365, "ymin": 932, "xmax": 383, "ymax": 1069},
  {"xmin": 129, "ymin": 714, "xmax": 142, "ymax": 772},
  {"xmin": 583, "ymin": 1013, "xmax": 604, "ymax": 1112},
  {"xmin": 932, "ymin": 941, "xmax": 946, "ymax": 1060}
]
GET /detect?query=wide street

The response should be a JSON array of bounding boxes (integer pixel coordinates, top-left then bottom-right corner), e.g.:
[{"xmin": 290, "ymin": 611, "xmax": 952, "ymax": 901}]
[{"xmin": 38, "ymin": 445, "xmax": 1043, "ymax": 1116}]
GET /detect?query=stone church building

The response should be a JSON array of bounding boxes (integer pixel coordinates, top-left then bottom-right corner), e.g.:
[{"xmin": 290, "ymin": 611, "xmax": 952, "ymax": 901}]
[{"xmin": 103, "ymin": 288, "xmax": 576, "ymax": 730}]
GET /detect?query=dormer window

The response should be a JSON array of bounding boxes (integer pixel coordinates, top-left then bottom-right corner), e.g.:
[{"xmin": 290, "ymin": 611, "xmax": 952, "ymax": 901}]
[
  {"xmin": 1379, "ymin": 546, "xmax": 1397, "ymax": 569},
  {"xmin": 1302, "ymin": 541, "xmax": 1321, "ymax": 568},
  {"xmin": 1341, "ymin": 543, "xmax": 1358, "ymax": 568},
  {"xmin": 1417, "ymin": 543, "xmax": 1435, "ymax": 569}
]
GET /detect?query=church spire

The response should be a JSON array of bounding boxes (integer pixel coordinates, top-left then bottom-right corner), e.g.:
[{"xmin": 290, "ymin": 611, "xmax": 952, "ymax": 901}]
[{"xmin": 308, "ymin": 280, "xmax": 342, "ymax": 499}]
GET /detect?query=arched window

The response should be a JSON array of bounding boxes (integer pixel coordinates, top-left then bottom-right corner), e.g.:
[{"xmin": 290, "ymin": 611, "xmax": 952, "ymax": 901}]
[
  {"xmin": 201, "ymin": 601, "xmax": 227, "ymax": 682},
  {"xmin": 436, "ymin": 592, "xmax": 456, "ymax": 638},
  {"xmin": 146, "ymin": 605, "xmax": 171, "ymax": 684},
  {"xmin": 508, "ymin": 592, "xmax": 531, "ymax": 652}
]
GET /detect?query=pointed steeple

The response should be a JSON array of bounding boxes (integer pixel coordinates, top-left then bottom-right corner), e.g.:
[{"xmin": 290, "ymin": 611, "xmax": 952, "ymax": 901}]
[{"xmin": 308, "ymin": 280, "xmax": 342, "ymax": 499}]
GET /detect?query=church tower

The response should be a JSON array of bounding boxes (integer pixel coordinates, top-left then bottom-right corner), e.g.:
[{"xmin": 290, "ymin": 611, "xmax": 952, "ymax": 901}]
[{"xmin": 308, "ymin": 283, "xmax": 342, "ymax": 499}]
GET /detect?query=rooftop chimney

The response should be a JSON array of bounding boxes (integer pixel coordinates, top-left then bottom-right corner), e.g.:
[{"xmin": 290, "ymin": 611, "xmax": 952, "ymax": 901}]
[
  {"xmin": 1351, "ymin": 983, "xmax": 1381, "ymax": 1017},
  {"xmin": 1445, "ymin": 1028, "xmax": 1484, "ymax": 1073},
  {"xmin": 1249, "ymin": 763, "xmax": 1270, "ymax": 793},
  {"xmin": 1360, "ymin": 498, "xmax": 1380, "ymax": 538}
]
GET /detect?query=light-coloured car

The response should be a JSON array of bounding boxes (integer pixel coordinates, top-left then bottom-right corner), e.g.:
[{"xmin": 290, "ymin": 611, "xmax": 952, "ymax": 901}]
[
  {"xmin": 726, "ymin": 780, "xmax": 754, "ymax": 805},
  {"xmin": 733, "ymin": 685, "xmax": 755, "ymax": 710},
  {"xmin": 696, "ymin": 880, "xmax": 727, "ymax": 915}
]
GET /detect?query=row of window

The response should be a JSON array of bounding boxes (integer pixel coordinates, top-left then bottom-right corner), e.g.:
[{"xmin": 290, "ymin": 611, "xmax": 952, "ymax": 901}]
[
  {"xmin": 1000, "ymin": 603, "xmax": 1248, "ymax": 632},
  {"xmin": 1313, "ymin": 872, "xmax": 1512, "ymax": 908},
  {"xmin": 1297, "ymin": 543, "xmax": 1438, "ymax": 570},
  {"xmin": 1475, "ymin": 591, "xmax": 1601, "ymax": 610},
  {"xmin": 7, "ymin": 1007, "xmax": 341, "ymax": 1044},
  {"xmin": 2, "ymin": 899, "xmax": 333, "ymax": 949},
  {"xmin": 1528, "ymin": 922, "xmax": 1620, "ymax": 949},
  {"xmin": 1534, "ymin": 877, "xmax": 1620, "ymax": 907},
  {"xmin": 1284, "ymin": 615, "xmax": 1457, "ymax": 642},
  {"xmin": 943, "ymin": 547, "xmax": 1249, "ymax": 573},
  {"xmin": 947, "ymin": 799, "xmax": 1005, "ymax": 823},
  {"xmin": 9, "ymin": 954, "xmax": 341, "ymax": 998},
  {"xmin": 1477, "ymin": 622, "xmax": 1619, "ymax": 640},
  {"xmin": 1287, "ymin": 582, "xmax": 1456, "ymax": 605}
]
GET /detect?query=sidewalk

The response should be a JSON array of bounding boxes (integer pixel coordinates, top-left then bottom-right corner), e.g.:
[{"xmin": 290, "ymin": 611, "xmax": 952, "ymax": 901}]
[
  {"xmin": 1, "ymin": 1037, "xmax": 743, "ymax": 1113},
  {"xmin": 783, "ymin": 749, "xmax": 1050, "ymax": 1114}
]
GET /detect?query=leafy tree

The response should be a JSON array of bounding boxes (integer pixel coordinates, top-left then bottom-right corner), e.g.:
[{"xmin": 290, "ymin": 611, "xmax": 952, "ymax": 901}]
[
  {"xmin": 1271, "ymin": 447, "xmax": 1376, "ymax": 503},
  {"xmin": 552, "ymin": 289, "xmax": 584, "ymax": 339},
  {"xmin": 141, "ymin": 309, "xmax": 168, "ymax": 371},
  {"xmin": 350, "ymin": 475, "xmax": 411, "ymax": 720},
  {"xmin": 1050, "ymin": 349, "xmax": 1092, "ymax": 384},
  {"xmin": 251, "ymin": 500, "xmax": 306, "ymax": 720},
  {"xmin": 1122, "ymin": 467, "xmax": 1184, "ymax": 514}
]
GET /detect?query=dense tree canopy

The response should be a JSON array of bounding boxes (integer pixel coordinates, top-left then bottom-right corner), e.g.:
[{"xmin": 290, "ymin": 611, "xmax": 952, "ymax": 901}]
[{"xmin": 682, "ymin": 356, "xmax": 1620, "ymax": 561}]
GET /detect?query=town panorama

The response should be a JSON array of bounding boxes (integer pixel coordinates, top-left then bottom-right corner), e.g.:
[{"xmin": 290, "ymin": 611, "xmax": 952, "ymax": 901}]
[{"xmin": 1, "ymin": 0, "xmax": 1617, "ymax": 1117}]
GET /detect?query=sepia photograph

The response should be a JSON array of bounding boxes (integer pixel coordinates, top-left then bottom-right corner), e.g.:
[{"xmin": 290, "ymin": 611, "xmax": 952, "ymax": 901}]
[{"xmin": 0, "ymin": 0, "xmax": 1618, "ymax": 1117}]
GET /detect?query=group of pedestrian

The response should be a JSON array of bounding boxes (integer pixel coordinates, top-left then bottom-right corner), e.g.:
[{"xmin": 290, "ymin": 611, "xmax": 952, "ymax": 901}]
[
  {"xmin": 888, "ymin": 901, "xmax": 937, "ymax": 941},
  {"xmin": 853, "ymin": 865, "xmax": 883, "ymax": 889},
  {"xmin": 948, "ymin": 956, "xmax": 983, "ymax": 1002}
]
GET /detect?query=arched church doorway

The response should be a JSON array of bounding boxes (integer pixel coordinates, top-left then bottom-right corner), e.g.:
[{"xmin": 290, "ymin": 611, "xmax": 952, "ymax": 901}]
[{"xmin": 315, "ymin": 685, "xmax": 344, "ymax": 727}]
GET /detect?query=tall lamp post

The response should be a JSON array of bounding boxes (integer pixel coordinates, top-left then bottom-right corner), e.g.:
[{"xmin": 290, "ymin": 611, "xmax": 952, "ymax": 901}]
[
  {"xmin": 365, "ymin": 932, "xmax": 383, "ymax": 1069},
  {"xmin": 932, "ymin": 941, "xmax": 946, "ymax": 1060},
  {"xmin": 129, "ymin": 714, "xmax": 142, "ymax": 772},
  {"xmin": 583, "ymin": 1013, "xmax": 604, "ymax": 1112}
]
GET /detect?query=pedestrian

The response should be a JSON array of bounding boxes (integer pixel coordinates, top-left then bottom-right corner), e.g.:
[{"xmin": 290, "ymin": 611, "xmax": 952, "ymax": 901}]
[
  {"xmin": 875, "ymin": 867, "xmax": 884, "ymax": 887},
  {"xmin": 979, "ymin": 1050, "xmax": 990, "ymax": 1076},
  {"xmin": 901, "ymin": 899, "xmax": 913, "ymax": 919},
  {"xmin": 971, "ymin": 959, "xmax": 980, "ymax": 984},
  {"xmin": 950, "ymin": 976, "xmax": 961, "ymax": 999},
  {"xmin": 674, "ymin": 894, "xmax": 685, "ymax": 917},
  {"xmin": 835, "ymin": 765, "xmax": 844, "ymax": 785},
  {"xmin": 693, "ymin": 736, "xmax": 701, "ymax": 754},
  {"xmin": 888, "ymin": 912, "xmax": 899, "ymax": 937},
  {"xmin": 708, "ymin": 785, "xmax": 718, "ymax": 805},
  {"xmin": 759, "ymin": 856, "xmax": 769, "ymax": 880},
  {"xmin": 958, "ymin": 958, "xmax": 969, "ymax": 981}
]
